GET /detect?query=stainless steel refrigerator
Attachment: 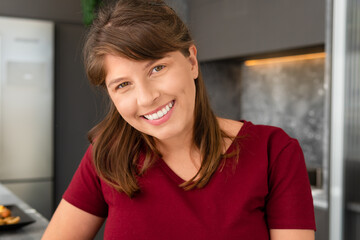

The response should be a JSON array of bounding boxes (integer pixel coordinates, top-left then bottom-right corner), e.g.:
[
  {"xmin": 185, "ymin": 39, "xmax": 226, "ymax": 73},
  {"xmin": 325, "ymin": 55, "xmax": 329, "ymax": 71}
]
[{"xmin": 0, "ymin": 16, "xmax": 54, "ymax": 219}]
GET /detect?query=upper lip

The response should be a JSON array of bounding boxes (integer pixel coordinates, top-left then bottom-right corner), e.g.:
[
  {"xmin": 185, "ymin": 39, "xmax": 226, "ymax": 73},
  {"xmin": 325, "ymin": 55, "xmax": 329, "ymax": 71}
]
[{"xmin": 141, "ymin": 100, "xmax": 174, "ymax": 116}]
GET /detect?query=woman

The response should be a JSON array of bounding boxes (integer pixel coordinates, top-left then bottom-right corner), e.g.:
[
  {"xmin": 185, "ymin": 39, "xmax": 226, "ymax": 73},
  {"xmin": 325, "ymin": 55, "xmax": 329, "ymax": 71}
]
[{"xmin": 43, "ymin": 0, "xmax": 316, "ymax": 239}]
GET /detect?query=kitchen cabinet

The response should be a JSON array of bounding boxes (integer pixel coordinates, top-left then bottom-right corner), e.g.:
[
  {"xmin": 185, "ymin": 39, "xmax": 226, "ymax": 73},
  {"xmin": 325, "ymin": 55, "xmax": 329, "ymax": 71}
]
[{"xmin": 189, "ymin": 0, "xmax": 326, "ymax": 61}]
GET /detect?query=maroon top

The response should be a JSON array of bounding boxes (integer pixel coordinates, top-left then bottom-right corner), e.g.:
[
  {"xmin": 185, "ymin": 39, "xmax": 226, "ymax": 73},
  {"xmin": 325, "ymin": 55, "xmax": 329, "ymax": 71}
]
[{"xmin": 63, "ymin": 120, "xmax": 316, "ymax": 239}]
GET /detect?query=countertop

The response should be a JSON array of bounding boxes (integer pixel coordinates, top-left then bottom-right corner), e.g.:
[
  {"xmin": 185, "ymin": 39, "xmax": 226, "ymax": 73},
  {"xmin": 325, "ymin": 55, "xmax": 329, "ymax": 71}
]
[{"xmin": 0, "ymin": 183, "xmax": 48, "ymax": 239}]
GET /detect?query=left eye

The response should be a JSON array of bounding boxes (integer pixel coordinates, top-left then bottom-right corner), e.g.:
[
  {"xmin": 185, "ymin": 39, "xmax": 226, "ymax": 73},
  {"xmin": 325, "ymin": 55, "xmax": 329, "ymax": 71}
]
[
  {"xmin": 152, "ymin": 65, "xmax": 165, "ymax": 73},
  {"xmin": 117, "ymin": 82, "xmax": 130, "ymax": 89}
]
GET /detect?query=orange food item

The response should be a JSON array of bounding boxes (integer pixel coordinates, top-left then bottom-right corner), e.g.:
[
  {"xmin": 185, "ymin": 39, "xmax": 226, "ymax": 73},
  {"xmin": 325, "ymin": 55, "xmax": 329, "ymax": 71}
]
[
  {"xmin": 0, "ymin": 205, "xmax": 11, "ymax": 218},
  {"xmin": 4, "ymin": 216, "xmax": 20, "ymax": 224},
  {"xmin": 0, "ymin": 205, "xmax": 21, "ymax": 225}
]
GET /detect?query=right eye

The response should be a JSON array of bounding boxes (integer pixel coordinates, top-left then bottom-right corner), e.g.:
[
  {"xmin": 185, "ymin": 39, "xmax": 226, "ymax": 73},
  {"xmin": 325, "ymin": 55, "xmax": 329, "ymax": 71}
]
[{"xmin": 116, "ymin": 82, "xmax": 130, "ymax": 89}]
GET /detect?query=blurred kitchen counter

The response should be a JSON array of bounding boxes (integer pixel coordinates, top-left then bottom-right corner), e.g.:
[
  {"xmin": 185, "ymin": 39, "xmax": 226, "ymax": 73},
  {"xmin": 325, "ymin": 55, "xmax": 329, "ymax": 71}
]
[{"xmin": 0, "ymin": 183, "xmax": 48, "ymax": 239}]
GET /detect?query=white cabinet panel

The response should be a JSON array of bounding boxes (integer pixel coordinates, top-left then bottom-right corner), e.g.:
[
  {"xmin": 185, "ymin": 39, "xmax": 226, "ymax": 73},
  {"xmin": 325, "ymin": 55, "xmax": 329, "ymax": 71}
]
[{"xmin": 0, "ymin": 17, "xmax": 54, "ymax": 180}]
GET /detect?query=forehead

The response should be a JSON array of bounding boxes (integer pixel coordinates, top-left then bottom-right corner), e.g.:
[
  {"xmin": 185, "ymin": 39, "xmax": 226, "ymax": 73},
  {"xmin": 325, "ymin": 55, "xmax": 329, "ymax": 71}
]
[{"xmin": 104, "ymin": 54, "xmax": 143, "ymax": 71}]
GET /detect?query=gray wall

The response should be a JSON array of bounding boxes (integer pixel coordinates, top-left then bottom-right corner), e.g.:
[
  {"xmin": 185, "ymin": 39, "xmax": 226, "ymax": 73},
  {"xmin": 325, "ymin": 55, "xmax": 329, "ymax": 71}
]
[
  {"xmin": 189, "ymin": 0, "xmax": 326, "ymax": 61},
  {"xmin": 165, "ymin": 0, "xmax": 189, "ymax": 23},
  {"xmin": 54, "ymin": 23, "xmax": 105, "ymax": 204}
]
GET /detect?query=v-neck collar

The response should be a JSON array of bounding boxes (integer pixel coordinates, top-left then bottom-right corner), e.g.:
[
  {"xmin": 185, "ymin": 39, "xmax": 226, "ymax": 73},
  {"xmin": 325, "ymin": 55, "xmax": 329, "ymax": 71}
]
[{"xmin": 156, "ymin": 120, "xmax": 249, "ymax": 186}]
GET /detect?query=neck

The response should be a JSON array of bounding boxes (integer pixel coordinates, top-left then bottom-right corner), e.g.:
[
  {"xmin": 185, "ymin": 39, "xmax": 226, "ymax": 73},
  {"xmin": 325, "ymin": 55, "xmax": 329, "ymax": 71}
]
[
  {"xmin": 155, "ymin": 128, "xmax": 194, "ymax": 157},
  {"xmin": 155, "ymin": 129, "xmax": 202, "ymax": 179}
]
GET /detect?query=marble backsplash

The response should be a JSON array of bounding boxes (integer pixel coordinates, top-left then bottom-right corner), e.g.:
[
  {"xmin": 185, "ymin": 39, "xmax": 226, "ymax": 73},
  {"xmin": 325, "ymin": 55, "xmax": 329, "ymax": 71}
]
[{"xmin": 201, "ymin": 56, "xmax": 327, "ymax": 169}]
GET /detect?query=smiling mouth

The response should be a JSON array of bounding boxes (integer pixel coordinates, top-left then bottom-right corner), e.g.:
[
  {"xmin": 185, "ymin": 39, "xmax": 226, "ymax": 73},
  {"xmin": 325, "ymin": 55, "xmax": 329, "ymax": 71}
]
[{"xmin": 143, "ymin": 100, "xmax": 175, "ymax": 120}]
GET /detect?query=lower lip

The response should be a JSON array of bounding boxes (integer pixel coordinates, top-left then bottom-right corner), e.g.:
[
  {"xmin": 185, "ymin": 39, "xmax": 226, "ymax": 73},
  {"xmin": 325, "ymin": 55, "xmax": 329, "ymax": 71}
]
[{"xmin": 143, "ymin": 101, "xmax": 175, "ymax": 126}]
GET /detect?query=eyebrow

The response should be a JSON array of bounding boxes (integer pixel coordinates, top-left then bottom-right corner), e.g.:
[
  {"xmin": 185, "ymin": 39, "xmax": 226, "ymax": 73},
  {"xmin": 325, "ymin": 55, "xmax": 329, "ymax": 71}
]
[
  {"xmin": 107, "ymin": 77, "xmax": 125, "ymax": 89},
  {"xmin": 143, "ymin": 59, "xmax": 158, "ymax": 71}
]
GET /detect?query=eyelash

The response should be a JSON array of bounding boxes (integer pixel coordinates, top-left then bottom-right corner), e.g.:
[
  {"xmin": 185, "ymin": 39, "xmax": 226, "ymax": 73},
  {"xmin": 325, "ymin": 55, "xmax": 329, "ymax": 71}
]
[
  {"xmin": 116, "ymin": 81, "xmax": 130, "ymax": 89},
  {"xmin": 152, "ymin": 65, "xmax": 165, "ymax": 73}
]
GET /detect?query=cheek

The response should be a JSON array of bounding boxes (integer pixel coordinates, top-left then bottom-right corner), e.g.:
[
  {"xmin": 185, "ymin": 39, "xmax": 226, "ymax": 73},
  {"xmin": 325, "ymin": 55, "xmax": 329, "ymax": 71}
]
[
  {"xmin": 168, "ymin": 64, "xmax": 195, "ymax": 89},
  {"xmin": 111, "ymin": 96, "xmax": 135, "ymax": 119},
  {"xmin": 182, "ymin": 78, "xmax": 196, "ymax": 99},
  {"xmin": 168, "ymin": 73, "xmax": 196, "ymax": 96}
]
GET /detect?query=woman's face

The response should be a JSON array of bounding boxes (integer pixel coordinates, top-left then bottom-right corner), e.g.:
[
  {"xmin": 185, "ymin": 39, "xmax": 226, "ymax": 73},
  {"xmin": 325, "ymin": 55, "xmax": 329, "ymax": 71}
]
[{"xmin": 104, "ymin": 46, "xmax": 199, "ymax": 142}]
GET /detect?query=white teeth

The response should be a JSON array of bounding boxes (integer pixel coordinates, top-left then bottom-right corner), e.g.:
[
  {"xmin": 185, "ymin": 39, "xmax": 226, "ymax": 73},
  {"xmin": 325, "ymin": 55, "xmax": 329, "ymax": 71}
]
[
  {"xmin": 151, "ymin": 113, "xmax": 159, "ymax": 120},
  {"xmin": 157, "ymin": 110, "xmax": 164, "ymax": 118},
  {"xmin": 144, "ymin": 101, "xmax": 174, "ymax": 120}
]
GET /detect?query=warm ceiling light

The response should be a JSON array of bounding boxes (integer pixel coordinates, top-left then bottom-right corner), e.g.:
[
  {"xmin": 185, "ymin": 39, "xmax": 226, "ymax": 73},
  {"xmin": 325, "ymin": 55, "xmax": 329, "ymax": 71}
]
[{"xmin": 244, "ymin": 52, "xmax": 326, "ymax": 66}]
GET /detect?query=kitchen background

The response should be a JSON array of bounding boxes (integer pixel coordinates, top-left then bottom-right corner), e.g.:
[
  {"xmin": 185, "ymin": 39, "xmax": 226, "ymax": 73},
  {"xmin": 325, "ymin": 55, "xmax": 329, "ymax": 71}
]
[{"xmin": 0, "ymin": 0, "xmax": 359, "ymax": 239}]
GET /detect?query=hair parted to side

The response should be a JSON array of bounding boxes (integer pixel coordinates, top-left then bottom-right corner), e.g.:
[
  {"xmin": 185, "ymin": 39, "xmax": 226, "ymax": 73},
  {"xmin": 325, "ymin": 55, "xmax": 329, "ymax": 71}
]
[{"xmin": 84, "ymin": 0, "xmax": 236, "ymax": 197}]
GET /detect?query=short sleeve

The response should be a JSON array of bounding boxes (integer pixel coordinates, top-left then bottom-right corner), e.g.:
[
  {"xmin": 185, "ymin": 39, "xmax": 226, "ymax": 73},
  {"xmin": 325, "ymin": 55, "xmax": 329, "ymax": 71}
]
[
  {"xmin": 266, "ymin": 139, "xmax": 316, "ymax": 230},
  {"xmin": 63, "ymin": 145, "xmax": 108, "ymax": 218}
]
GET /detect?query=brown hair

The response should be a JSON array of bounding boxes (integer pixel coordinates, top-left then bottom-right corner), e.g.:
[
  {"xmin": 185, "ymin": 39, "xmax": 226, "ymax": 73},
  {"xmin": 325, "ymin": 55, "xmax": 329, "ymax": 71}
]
[{"xmin": 84, "ymin": 0, "xmax": 234, "ymax": 197}]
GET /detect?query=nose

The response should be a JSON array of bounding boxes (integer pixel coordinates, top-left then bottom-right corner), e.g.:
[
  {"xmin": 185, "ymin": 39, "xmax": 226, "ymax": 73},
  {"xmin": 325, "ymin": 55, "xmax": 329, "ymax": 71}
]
[{"xmin": 136, "ymin": 80, "xmax": 160, "ymax": 107}]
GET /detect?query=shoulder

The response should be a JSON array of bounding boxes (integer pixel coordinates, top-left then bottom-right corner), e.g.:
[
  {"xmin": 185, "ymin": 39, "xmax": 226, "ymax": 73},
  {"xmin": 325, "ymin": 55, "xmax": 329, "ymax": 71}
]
[
  {"xmin": 240, "ymin": 120, "xmax": 293, "ymax": 145},
  {"xmin": 80, "ymin": 144, "xmax": 96, "ymax": 169},
  {"xmin": 218, "ymin": 118, "xmax": 293, "ymax": 145},
  {"xmin": 217, "ymin": 117, "xmax": 243, "ymax": 137},
  {"xmin": 217, "ymin": 118, "xmax": 302, "ymax": 164},
  {"xmin": 217, "ymin": 118, "xmax": 244, "ymax": 153},
  {"xmin": 217, "ymin": 117, "xmax": 294, "ymax": 147},
  {"xmin": 237, "ymin": 120, "xmax": 302, "ymax": 163}
]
